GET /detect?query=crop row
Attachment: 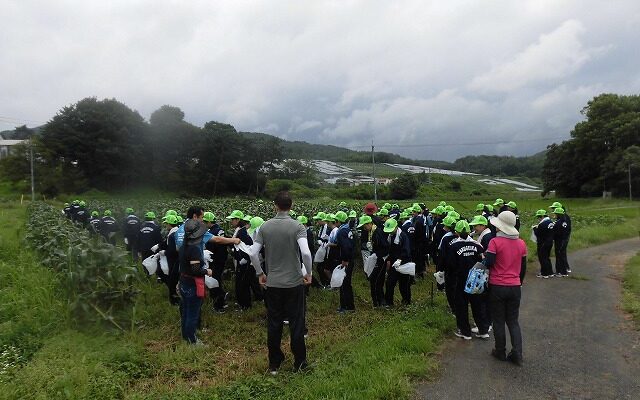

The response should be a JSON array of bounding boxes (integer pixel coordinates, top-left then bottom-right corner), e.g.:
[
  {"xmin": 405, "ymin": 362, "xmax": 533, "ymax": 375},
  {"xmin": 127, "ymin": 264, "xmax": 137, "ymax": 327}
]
[{"xmin": 24, "ymin": 203, "xmax": 139, "ymax": 330}]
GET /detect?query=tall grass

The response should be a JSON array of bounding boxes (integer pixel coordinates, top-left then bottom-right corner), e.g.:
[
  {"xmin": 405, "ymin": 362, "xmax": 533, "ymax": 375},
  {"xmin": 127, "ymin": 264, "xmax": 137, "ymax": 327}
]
[{"xmin": 622, "ymin": 253, "xmax": 640, "ymax": 329}]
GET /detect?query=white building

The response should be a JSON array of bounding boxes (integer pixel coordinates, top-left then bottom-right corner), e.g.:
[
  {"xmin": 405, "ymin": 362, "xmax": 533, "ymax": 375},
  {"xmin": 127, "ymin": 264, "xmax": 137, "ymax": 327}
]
[{"xmin": 0, "ymin": 137, "xmax": 26, "ymax": 160}]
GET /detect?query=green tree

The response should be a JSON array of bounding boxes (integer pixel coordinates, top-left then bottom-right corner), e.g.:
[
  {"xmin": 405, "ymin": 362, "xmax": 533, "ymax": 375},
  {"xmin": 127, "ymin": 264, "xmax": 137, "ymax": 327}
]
[{"xmin": 389, "ymin": 173, "xmax": 418, "ymax": 199}]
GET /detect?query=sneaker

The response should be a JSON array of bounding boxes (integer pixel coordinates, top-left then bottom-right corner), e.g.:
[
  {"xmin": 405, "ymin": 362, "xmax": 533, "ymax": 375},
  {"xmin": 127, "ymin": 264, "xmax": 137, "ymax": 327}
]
[
  {"xmin": 214, "ymin": 308, "xmax": 226, "ymax": 314},
  {"xmin": 454, "ymin": 330, "xmax": 472, "ymax": 340},
  {"xmin": 268, "ymin": 367, "xmax": 279, "ymax": 376},
  {"xmin": 475, "ymin": 332, "xmax": 490, "ymax": 339},
  {"xmin": 536, "ymin": 273, "xmax": 544, "ymax": 278},
  {"xmin": 566, "ymin": 268, "xmax": 572, "ymax": 273},
  {"xmin": 555, "ymin": 273, "xmax": 565, "ymax": 278},
  {"xmin": 471, "ymin": 327, "xmax": 479, "ymax": 334},
  {"xmin": 488, "ymin": 325, "xmax": 493, "ymax": 333},
  {"xmin": 193, "ymin": 339, "xmax": 206, "ymax": 347},
  {"xmin": 491, "ymin": 349, "xmax": 506, "ymax": 361},
  {"xmin": 283, "ymin": 320, "xmax": 289, "ymax": 325},
  {"xmin": 507, "ymin": 352, "xmax": 523, "ymax": 366}
]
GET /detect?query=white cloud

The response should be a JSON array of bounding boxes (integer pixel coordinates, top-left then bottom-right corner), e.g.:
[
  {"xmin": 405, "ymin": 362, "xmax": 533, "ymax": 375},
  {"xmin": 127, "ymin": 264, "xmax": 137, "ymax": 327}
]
[{"xmin": 469, "ymin": 20, "xmax": 608, "ymax": 92}]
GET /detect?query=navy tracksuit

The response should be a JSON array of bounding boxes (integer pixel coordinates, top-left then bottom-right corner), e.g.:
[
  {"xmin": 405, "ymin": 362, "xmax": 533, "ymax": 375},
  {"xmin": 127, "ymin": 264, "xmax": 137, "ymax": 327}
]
[
  {"xmin": 206, "ymin": 223, "xmax": 229, "ymax": 310},
  {"xmin": 385, "ymin": 229, "xmax": 412, "ymax": 306},
  {"xmin": 99, "ymin": 216, "xmax": 119, "ymax": 245},
  {"xmin": 137, "ymin": 221, "xmax": 162, "ymax": 260},
  {"xmin": 554, "ymin": 215, "xmax": 571, "ymax": 275},
  {"xmin": 448, "ymin": 237, "xmax": 488, "ymax": 336},
  {"xmin": 336, "ymin": 223, "xmax": 355, "ymax": 310},
  {"xmin": 123, "ymin": 214, "xmax": 141, "ymax": 260},
  {"xmin": 370, "ymin": 226, "xmax": 389, "ymax": 307},
  {"xmin": 534, "ymin": 217, "xmax": 555, "ymax": 276},
  {"xmin": 438, "ymin": 232, "xmax": 458, "ymax": 313}
]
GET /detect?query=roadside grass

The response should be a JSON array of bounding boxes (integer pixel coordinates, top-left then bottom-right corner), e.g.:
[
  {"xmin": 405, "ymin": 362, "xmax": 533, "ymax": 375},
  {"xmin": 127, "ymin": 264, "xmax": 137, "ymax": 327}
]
[{"xmin": 622, "ymin": 252, "xmax": 640, "ymax": 329}]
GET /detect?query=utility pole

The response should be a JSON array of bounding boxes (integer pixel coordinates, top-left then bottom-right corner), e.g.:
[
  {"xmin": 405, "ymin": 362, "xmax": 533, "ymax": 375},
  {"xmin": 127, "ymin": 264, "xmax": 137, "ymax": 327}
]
[
  {"xmin": 372, "ymin": 140, "xmax": 377, "ymax": 202},
  {"xmin": 629, "ymin": 163, "xmax": 632, "ymax": 202},
  {"xmin": 30, "ymin": 136, "xmax": 35, "ymax": 202}
]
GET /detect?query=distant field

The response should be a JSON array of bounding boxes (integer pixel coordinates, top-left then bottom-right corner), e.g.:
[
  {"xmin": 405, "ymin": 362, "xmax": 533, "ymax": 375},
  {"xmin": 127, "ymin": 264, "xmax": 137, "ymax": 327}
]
[{"xmin": 338, "ymin": 161, "xmax": 404, "ymax": 177}]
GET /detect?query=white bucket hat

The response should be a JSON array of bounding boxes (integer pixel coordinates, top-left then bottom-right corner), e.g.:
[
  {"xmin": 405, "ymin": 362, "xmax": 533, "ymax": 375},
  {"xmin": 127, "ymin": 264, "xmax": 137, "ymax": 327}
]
[{"xmin": 489, "ymin": 211, "xmax": 519, "ymax": 236}]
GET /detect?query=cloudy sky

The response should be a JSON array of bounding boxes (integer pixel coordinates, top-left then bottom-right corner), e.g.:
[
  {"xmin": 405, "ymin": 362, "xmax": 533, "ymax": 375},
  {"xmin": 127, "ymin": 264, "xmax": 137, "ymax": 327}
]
[{"xmin": 1, "ymin": 0, "xmax": 639, "ymax": 161}]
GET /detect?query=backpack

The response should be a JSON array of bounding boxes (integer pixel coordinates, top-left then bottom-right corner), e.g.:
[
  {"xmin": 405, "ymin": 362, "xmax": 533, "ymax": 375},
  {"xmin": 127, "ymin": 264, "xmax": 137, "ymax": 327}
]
[{"xmin": 464, "ymin": 262, "xmax": 489, "ymax": 294}]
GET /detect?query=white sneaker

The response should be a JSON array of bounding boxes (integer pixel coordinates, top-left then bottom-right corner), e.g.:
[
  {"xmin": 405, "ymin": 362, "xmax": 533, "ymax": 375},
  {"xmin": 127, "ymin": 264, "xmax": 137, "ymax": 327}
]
[
  {"xmin": 471, "ymin": 327, "xmax": 479, "ymax": 334},
  {"xmin": 454, "ymin": 330, "xmax": 472, "ymax": 340},
  {"xmin": 475, "ymin": 332, "xmax": 490, "ymax": 339},
  {"xmin": 283, "ymin": 320, "xmax": 289, "ymax": 325}
]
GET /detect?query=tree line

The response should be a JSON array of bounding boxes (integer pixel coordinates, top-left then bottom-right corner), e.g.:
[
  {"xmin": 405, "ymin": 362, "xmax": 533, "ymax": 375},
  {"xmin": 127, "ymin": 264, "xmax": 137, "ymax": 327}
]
[{"xmin": 542, "ymin": 94, "xmax": 640, "ymax": 198}]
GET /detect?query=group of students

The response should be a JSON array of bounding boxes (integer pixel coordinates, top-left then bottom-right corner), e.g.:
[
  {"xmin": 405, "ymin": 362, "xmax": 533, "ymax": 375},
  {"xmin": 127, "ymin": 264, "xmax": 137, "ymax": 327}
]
[{"xmin": 61, "ymin": 197, "xmax": 570, "ymax": 364}]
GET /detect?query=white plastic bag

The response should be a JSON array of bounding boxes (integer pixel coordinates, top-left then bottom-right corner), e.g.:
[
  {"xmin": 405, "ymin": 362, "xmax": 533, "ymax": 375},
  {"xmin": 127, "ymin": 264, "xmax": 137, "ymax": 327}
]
[
  {"xmin": 204, "ymin": 275, "xmax": 219, "ymax": 289},
  {"xmin": 433, "ymin": 271, "xmax": 445, "ymax": 285},
  {"xmin": 142, "ymin": 255, "xmax": 158, "ymax": 275},
  {"xmin": 124, "ymin": 237, "xmax": 129, "ymax": 245},
  {"xmin": 530, "ymin": 229, "xmax": 537, "ymax": 243},
  {"xmin": 314, "ymin": 244, "xmax": 327, "ymax": 263},
  {"xmin": 159, "ymin": 254, "xmax": 169, "ymax": 275},
  {"xmin": 395, "ymin": 262, "xmax": 416, "ymax": 276},
  {"xmin": 363, "ymin": 253, "xmax": 377, "ymax": 277},
  {"xmin": 330, "ymin": 265, "xmax": 346, "ymax": 288}
]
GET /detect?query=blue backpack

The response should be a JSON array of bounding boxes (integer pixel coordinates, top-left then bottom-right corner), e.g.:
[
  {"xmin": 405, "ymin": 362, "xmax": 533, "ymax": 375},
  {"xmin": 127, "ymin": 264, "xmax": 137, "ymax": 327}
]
[{"xmin": 465, "ymin": 262, "xmax": 489, "ymax": 294}]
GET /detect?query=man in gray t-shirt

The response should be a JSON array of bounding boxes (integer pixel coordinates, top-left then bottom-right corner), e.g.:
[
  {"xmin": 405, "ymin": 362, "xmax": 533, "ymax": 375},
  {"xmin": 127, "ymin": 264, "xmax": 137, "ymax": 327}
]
[{"xmin": 247, "ymin": 192, "xmax": 312, "ymax": 374}]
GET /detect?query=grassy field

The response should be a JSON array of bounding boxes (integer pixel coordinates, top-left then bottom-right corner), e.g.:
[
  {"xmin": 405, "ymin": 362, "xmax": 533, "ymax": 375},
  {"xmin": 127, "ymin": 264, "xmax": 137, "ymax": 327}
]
[
  {"xmin": 1, "ymin": 197, "xmax": 639, "ymax": 399},
  {"xmin": 623, "ymin": 252, "xmax": 640, "ymax": 329}
]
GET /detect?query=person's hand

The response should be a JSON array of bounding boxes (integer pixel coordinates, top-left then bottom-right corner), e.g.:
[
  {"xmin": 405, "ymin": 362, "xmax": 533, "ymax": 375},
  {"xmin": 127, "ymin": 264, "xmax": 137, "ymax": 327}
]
[
  {"xmin": 341, "ymin": 261, "xmax": 349, "ymax": 268},
  {"xmin": 259, "ymin": 273, "xmax": 267, "ymax": 286},
  {"xmin": 239, "ymin": 258, "xmax": 248, "ymax": 265},
  {"xmin": 303, "ymin": 274, "xmax": 312, "ymax": 285},
  {"xmin": 386, "ymin": 260, "xmax": 391, "ymax": 271},
  {"xmin": 233, "ymin": 238, "xmax": 241, "ymax": 245}
]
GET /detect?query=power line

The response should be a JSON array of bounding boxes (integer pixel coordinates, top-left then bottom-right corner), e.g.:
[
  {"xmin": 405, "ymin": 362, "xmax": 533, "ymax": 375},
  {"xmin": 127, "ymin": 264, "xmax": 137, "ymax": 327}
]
[
  {"xmin": 0, "ymin": 115, "xmax": 47, "ymax": 125},
  {"xmin": 343, "ymin": 136, "xmax": 567, "ymax": 149}
]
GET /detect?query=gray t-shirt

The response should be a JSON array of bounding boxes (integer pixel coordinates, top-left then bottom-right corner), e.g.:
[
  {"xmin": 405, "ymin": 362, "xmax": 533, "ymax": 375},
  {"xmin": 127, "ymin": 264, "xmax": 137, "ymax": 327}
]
[{"xmin": 254, "ymin": 212, "xmax": 307, "ymax": 288}]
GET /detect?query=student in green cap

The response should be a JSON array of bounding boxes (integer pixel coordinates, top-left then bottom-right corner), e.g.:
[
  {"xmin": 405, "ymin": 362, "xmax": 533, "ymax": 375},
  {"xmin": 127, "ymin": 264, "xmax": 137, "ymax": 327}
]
[
  {"xmin": 506, "ymin": 201, "xmax": 520, "ymax": 231},
  {"xmin": 549, "ymin": 202, "xmax": 572, "ymax": 274},
  {"xmin": 138, "ymin": 211, "xmax": 162, "ymax": 262},
  {"xmin": 99, "ymin": 209, "xmax": 119, "ymax": 245},
  {"xmin": 88, "ymin": 210, "xmax": 101, "ymax": 234},
  {"xmin": 437, "ymin": 216, "xmax": 459, "ymax": 313},
  {"xmin": 157, "ymin": 214, "xmax": 181, "ymax": 305},
  {"xmin": 227, "ymin": 210, "xmax": 260, "ymax": 309},
  {"xmin": 333, "ymin": 211, "xmax": 356, "ymax": 313},
  {"xmin": 203, "ymin": 211, "xmax": 230, "ymax": 312},
  {"xmin": 532, "ymin": 209, "xmax": 555, "ymax": 278},
  {"xmin": 552, "ymin": 207, "xmax": 571, "ymax": 276},
  {"xmin": 448, "ymin": 220, "xmax": 489, "ymax": 340},
  {"xmin": 470, "ymin": 215, "xmax": 493, "ymax": 250}
]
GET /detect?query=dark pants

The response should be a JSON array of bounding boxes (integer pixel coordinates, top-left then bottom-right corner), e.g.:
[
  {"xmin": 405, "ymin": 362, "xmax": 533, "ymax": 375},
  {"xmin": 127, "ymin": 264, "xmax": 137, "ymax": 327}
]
[
  {"xmin": 266, "ymin": 285, "xmax": 307, "ymax": 370},
  {"xmin": 125, "ymin": 235, "xmax": 138, "ymax": 261},
  {"xmin": 179, "ymin": 279, "xmax": 203, "ymax": 343},
  {"xmin": 537, "ymin": 243, "xmax": 554, "ymax": 276},
  {"xmin": 235, "ymin": 263, "xmax": 253, "ymax": 308},
  {"xmin": 554, "ymin": 239, "xmax": 570, "ymax": 274},
  {"xmin": 316, "ymin": 261, "xmax": 330, "ymax": 286},
  {"xmin": 444, "ymin": 271, "xmax": 457, "ymax": 313},
  {"xmin": 339, "ymin": 262, "xmax": 355, "ymax": 310},
  {"xmin": 369, "ymin": 265, "xmax": 386, "ymax": 307},
  {"xmin": 210, "ymin": 261, "xmax": 227, "ymax": 310},
  {"xmin": 385, "ymin": 268, "xmax": 411, "ymax": 306},
  {"xmin": 166, "ymin": 260, "xmax": 180, "ymax": 305},
  {"xmin": 455, "ymin": 277, "xmax": 489, "ymax": 336},
  {"xmin": 414, "ymin": 241, "xmax": 426, "ymax": 275},
  {"xmin": 489, "ymin": 284, "xmax": 523, "ymax": 360}
]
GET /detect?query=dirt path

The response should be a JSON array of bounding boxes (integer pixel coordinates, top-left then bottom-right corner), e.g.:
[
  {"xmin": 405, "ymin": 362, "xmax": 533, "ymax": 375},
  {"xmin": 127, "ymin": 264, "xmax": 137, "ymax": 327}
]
[{"xmin": 416, "ymin": 237, "xmax": 640, "ymax": 400}]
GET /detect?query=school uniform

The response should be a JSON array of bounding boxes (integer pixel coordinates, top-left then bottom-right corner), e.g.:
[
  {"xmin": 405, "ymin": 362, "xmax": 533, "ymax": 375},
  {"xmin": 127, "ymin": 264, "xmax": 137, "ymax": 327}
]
[
  {"xmin": 370, "ymin": 225, "xmax": 389, "ymax": 307},
  {"xmin": 438, "ymin": 231, "xmax": 458, "ymax": 313},
  {"xmin": 336, "ymin": 222, "xmax": 355, "ymax": 311},
  {"xmin": 448, "ymin": 236, "xmax": 489, "ymax": 336},
  {"xmin": 385, "ymin": 229, "xmax": 412, "ymax": 305},
  {"xmin": 232, "ymin": 225, "xmax": 255, "ymax": 309},
  {"xmin": 99, "ymin": 216, "xmax": 119, "ymax": 245},
  {"xmin": 206, "ymin": 223, "xmax": 229, "ymax": 311},
  {"xmin": 123, "ymin": 214, "xmax": 141, "ymax": 260},
  {"xmin": 533, "ymin": 217, "xmax": 555, "ymax": 276},
  {"xmin": 553, "ymin": 215, "xmax": 571, "ymax": 275}
]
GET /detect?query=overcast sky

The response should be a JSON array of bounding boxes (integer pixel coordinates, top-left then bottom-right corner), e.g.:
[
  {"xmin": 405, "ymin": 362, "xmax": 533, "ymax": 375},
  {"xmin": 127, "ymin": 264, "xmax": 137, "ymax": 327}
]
[{"xmin": 1, "ymin": 0, "xmax": 639, "ymax": 161}]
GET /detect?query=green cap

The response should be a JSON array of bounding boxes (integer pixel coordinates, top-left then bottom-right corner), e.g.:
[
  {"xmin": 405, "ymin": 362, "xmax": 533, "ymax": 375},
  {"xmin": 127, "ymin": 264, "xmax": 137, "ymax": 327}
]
[
  {"xmin": 79, "ymin": 201, "xmax": 86, "ymax": 207},
  {"xmin": 313, "ymin": 211, "xmax": 326, "ymax": 220},
  {"xmin": 165, "ymin": 214, "xmax": 179, "ymax": 225},
  {"xmin": 444, "ymin": 205, "xmax": 454, "ymax": 213},
  {"xmin": 165, "ymin": 209, "xmax": 178, "ymax": 217},
  {"xmin": 475, "ymin": 203, "xmax": 485, "ymax": 212},
  {"xmin": 433, "ymin": 206, "xmax": 445, "ymax": 215},
  {"xmin": 392, "ymin": 203, "xmax": 399, "ymax": 209},
  {"xmin": 126, "ymin": 207, "xmax": 134, "ymax": 214},
  {"xmin": 447, "ymin": 211, "xmax": 460, "ymax": 220},
  {"xmin": 485, "ymin": 204, "xmax": 494, "ymax": 212},
  {"xmin": 243, "ymin": 214, "xmax": 252, "ymax": 222},
  {"xmin": 91, "ymin": 210, "xmax": 99, "ymax": 217},
  {"xmin": 438, "ymin": 201, "xmax": 447, "ymax": 207},
  {"xmin": 104, "ymin": 210, "xmax": 112, "ymax": 217},
  {"xmin": 553, "ymin": 207, "xmax": 565, "ymax": 215},
  {"xmin": 324, "ymin": 213, "xmax": 336, "ymax": 222},
  {"xmin": 549, "ymin": 201, "xmax": 563, "ymax": 209},
  {"xmin": 442, "ymin": 216, "xmax": 457, "ymax": 228},
  {"xmin": 400, "ymin": 211, "xmax": 409, "ymax": 219},
  {"xmin": 175, "ymin": 216, "xmax": 184, "ymax": 224},
  {"xmin": 411, "ymin": 204, "xmax": 421, "ymax": 213},
  {"xmin": 249, "ymin": 216, "xmax": 265, "ymax": 234},
  {"xmin": 145, "ymin": 211, "xmax": 156, "ymax": 220},
  {"xmin": 64, "ymin": 202, "xmax": 69, "ymax": 207},
  {"xmin": 226, "ymin": 210, "xmax": 244, "ymax": 220},
  {"xmin": 535, "ymin": 209, "xmax": 548, "ymax": 217},
  {"xmin": 357, "ymin": 215, "xmax": 373, "ymax": 228},
  {"xmin": 297, "ymin": 215, "xmax": 308, "ymax": 224},
  {"xmin": 348, "ymin": 210, "xmax": 357, "ymax": 218},
  {"xmin": 335, "ymin": 211, "xmax": 348, "ymax": 223},
  {"xmin": 383, "ymin": 203, "xmax": 392, "ymax": 210},
  {"xmin": 383, "ymin": 218, "xmax": 398, "ymax": 233},
  {"xmin": 338, "ymin": 201, "xmax": 347, "ymax": 208},
  {"xmin": 469, "ymin": 215, "xmax": 488, "ymax": 226},
  {"xmin": 493, "ymin": 198, "xmax": 504, "ymax": 206},
  {"xmin": 73, "ymin": 199, "xmax": 80, "ymax": 205},
  {"xmin": 377, "ymin": 208, "xmax": 389, "ymax": 217},
  {"xmin": 455, "ymin": 220, "xmax": 471, "ymax": 233},
  {"xmin": 202, "ymin": 211, "xmax": 215, "ymax": 222},
  {"xmin": 506, "ymin": 201, "xmax": 517, "ymax": 209}
]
